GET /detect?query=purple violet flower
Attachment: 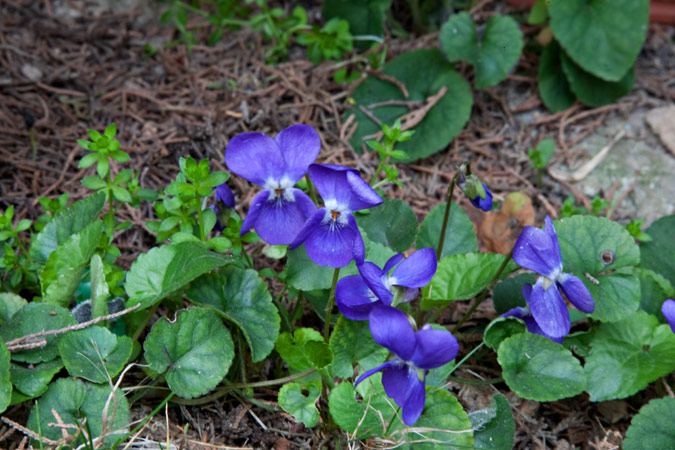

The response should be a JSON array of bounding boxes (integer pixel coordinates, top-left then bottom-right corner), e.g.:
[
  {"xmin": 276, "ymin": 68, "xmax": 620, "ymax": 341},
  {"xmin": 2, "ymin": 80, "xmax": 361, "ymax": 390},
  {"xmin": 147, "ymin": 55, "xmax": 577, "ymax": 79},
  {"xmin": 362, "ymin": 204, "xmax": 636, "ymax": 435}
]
[
  {"xmin": 289, "ymin": 164, "xmax": 382, "ymax": 268},
  {"xmin": 215, "ymin": 182, "xmax": 235, "ymax": 209},
  {"xmin": 458, "ymin": 173, "xmax": 493, "ymax": 211},
  {"xmin": 355, "ymin": 304, "xmax": 459, "ymax": 425},
  {"xmin": 210, "ymin": 183, "xmax": 236, "ymax": 232},
  {"xmin": 501, "ymin": 284, "xmax": 563, "ymax": 344},
  {"xmin": 662, "ymin": 299, "xmax": 675, "ymax": 334},
  {"xmin": 336, "ymin": 249, "xmax": 437, "ymax": 320},
  {"xmin": 513, "ymin": 216, "xmax": 594, "ymax": 338},
  {"xmin": 225, "ymin": 124, "xmax": 320, "ymax": 245}
]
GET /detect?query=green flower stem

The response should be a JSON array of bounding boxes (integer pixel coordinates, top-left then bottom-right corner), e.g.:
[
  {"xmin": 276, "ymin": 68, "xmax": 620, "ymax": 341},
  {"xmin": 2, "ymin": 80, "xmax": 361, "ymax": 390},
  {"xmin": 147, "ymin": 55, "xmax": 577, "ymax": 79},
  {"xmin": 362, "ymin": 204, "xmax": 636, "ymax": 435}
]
[
  {"xmin": 437, "ymin": 175, "xmax": 458, "ymax": 261},
  {"xmin": 370, "ymin": 155, "xmax": 389, "ymax": 187},
  {"xmin": 384, "ymin": 407, "xmax": 401, "ymax": 437},
  {"xmin": 236, "ymin": 328, "xmax": 247, "ymax": 385},
  {"xmin": 305, "ymin": 173, "xmax": 318, "ymax": 205},
  {"xmin": 452, "ymin": 249, "xmax": 514, "ymax": 333},
  {"xmin": 195, "ymin": 191, "xmax": 206, "ymax": 241},
  {"xmin": 171, "ymin": 369, "xmax": 316, "ymax": 406},
  {"xmin": 106, "ymin": 169, "xmax": 115, "ymax": 237},
  {"xmin": 324, "ymin": 268, "xmax": 340, "ymax": 342}
]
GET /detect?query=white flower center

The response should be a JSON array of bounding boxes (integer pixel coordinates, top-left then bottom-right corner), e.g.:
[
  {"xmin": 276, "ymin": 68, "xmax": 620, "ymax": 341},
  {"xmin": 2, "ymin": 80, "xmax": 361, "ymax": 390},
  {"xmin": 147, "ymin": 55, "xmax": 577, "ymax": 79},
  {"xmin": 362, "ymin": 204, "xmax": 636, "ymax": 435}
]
[
  {"xmin": 321, "ymin": 199, "xmax": 349, "ymax": 226},
  {"xmin": 263, "ymin": 176, "xmax": 296, "ymax": 203}
]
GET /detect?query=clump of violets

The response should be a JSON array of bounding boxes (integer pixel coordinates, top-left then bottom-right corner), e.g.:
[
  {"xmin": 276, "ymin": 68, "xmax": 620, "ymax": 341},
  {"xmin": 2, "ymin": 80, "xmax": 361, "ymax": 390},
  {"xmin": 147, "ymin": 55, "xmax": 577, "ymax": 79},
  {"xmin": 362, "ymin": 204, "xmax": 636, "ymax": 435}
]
[
  {"xmin": 355, "ymin": 304, "xmax": 459, "ymax": 425},
  {"xmin": 336, "ymin": 248, "xmax": 437, "ymax": 320},
  {"xmin": 458, "ymin": 172, "xmax": 492, "ymax": 211},
  {"xmin": 502, "ymin": 284, "xmax": 563, "ymax": 344},
  {"xmin": 225, "ymin": 124, "xmax": 319, "ymax": 245},
  {"xmin": 289, "ymin": 164, "xmax": 382, "ymax": 268},
  {"xmin": 662, "ymin": 299, "xmax": 675, "ymax": 334},
  {"xmin": 513, "ymin": 216, "xmax": 594, "ymax": 338}
]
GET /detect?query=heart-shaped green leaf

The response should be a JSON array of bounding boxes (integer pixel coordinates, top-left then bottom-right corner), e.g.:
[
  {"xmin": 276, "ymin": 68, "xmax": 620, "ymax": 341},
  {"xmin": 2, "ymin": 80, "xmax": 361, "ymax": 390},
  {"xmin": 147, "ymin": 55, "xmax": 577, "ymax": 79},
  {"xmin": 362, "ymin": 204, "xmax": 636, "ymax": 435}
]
[
  {"xmin": 322, "ymin": 0, "xmax": 390, "ymax": 48},
  {"xmin": 278, "ymin": 380, "xmax": 322, "ymax": 428},
  {"xmin": 0, "ymin": 293, "xmax": 27, "ymax": 325},
  {"xmin": 416, "ymin": 202, "xmax": 478, "ymax": 260},
  {"xmin": 492, "ymin": 273, "xmax": 536, "ymax": 315},
  {"xmin": 584, "ymin": 311, "xmax": 675, "ymax": 401},
  {"xmin": 424, "ymin": 253, "xmax": 516, "ymax": 309},
  {"xmin": 440, "ymin": 12, "xmax": 524, "ymax": 89},
  {"xmin": 29, "ymin": 191, "xmax": 106, "ymax": 264},
  {"xmin": 356, "ymin": 198, "xmax": 417, "ymax": 253},
  {"xmin": 59, "ymin": 326, "xmax": 132, "ymax": 383},
  {"xmin": 276, "ymin": 328, "xmax": 332, "ymax": 372},
  {"xmin": 40, "ymin": 220, "xmax": 103, "ymax": 307},
  {"xmin": 636, "ymin": 268, "xmax": 675, "ymax": 320},
  {"xmin": 186, "ymin": 267, "xmax": 280, "ymax": 362},
  {"xmin": 538, "ymin": 41, "xmax": 576, "ymax": 112},
  {"xmin": 10, "ymin": 359, "xmax": 63, "ymax": 399},
  {"xmin": 143, "ymin": 307, "xmax": 234, "ymax": 398},
  {"xmin": 549, "ymin": 0, "xmax": 649, "ymax": 81},
  {"xmin": 498, "ymin": 333, "xmax": 586, "ymax": 401},
  {"xmin": 329, "ymin": 377, "xmax": 396, "ymax": 438},
  {"xmin": 624, "ymin": 397, "xmax": 675, "ymax": 450},
  {"xmin": 640, "ymin": 215, "xmax": 675, "ymax": 288},
  {"xmin": 329, "ymin": 316, "xmax": 388, "ymax": 378},
  {"xmin": 555, "ymin": 215, "xmax": 640, "ymax": 322},
  {"xmin": 125, "ymin": 242, "xmax": 234, "ymax": 309},
  {"xmin": 0, "ymin": 303, "xmax": 75, "ymax": 364},
  {"xmin": 348, "ymin": 48, "xmax": 472, "ymax": 162},
  {"xmin": 0, "ymin": 343, "xmax": 10, "ymax": 414},
  {"xmin": 468, "ymin": 393, "xmax": 515, "ymax": 450},
  {"xmin": 560, "ymin": 51, "xmax": 634, "ymax": 107}
]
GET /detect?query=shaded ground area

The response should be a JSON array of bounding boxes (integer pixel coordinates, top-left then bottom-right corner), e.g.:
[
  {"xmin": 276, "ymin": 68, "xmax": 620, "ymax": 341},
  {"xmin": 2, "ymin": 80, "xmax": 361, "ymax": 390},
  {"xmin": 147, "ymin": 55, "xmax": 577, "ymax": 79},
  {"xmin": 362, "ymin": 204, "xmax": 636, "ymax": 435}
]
[{"xmin": 1, "ymin": 0, "xmax": 674, "ymax": 448}]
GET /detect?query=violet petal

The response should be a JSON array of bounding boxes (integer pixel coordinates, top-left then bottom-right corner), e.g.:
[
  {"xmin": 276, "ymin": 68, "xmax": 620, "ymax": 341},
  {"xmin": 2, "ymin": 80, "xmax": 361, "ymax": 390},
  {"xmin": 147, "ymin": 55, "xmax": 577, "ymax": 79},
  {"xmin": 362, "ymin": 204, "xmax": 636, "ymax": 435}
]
[
  {"xmin": 368, "ymin": 304, "xmax": 415, "ymax": 360},
  {"xmin": 557, "ymin": 273, "xmax": 594, "ymax": 314},
  {"xmin": 662, "ymin": 299, "xmax": 675, "ymax": 334},
  {"xmin": 289, "ymin": 209, "xmax": 325, "ymax": 251},
  {"xmin": 304, "ymin": 211, "xmax": 356, "ymax": 268},
  {"xmin": 240, "ymin": 190, "xmax": 269, "ymax": 236},
  {"xmin": 390, "ymin": 248, "xmax": 437, "ymax": 288},
  {"xmin": 354, "ymin": 360, "xmax": 398, "ymax": 388},
  {"xmin": 251, "ymin": 191, "xmax": 315, "ymax": 245},
  {"xmin": 225, "ymin": 132, "xmax": 285, "ymax": 186},
  {"xmin": 215, "ymin": 183, "xmax": 236, "ymax": 208},
  {"xmin": 359, "ymin": 262, "xmax": 394, "ymax": 305},
  {"xmin": 335, "ymin": 275, "xmax": 379, "ymax": 321},
  {"xmin": 527, "ymin": 278, "xmax": 570, "ymax": 338},
  {"xmin": 409, "ymin": 327, "xmax": 459, "ymax": 369},
  {"xmin": 275, "ymin": 124, "xmax": 321, "ymax": 183},
  {"xmin": 513, "ymin": 225, "xmax": 562, "ymax": 279}
]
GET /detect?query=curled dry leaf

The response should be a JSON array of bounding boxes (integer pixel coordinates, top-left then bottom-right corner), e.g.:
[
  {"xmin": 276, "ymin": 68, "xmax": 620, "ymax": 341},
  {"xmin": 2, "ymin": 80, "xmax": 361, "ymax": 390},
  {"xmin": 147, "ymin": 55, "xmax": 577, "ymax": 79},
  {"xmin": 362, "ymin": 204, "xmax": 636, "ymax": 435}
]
[{"xmin": 478, "ymin": 192, "xmax": 535, "ymax": 254}]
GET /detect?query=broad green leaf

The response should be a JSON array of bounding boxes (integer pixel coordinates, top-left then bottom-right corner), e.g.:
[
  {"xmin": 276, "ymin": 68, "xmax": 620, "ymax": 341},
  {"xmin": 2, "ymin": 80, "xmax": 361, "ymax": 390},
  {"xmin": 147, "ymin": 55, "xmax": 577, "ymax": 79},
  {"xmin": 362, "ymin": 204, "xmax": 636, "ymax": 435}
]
[
  {"xmin": 125, "ymin": 242, "xmax": 234, "ymax": 309},
  {"xmin": 348, "ymin": 48, "xmax": 472, "ymax": 162},
  {"xmin": 322, "ymin": 0, "xmax": 391, "ymax": 47},
  {"xmin": 143, "ymin": 307, "xmax": 234, "ymax": 398},
  {"xmin": 484, "ymin": 317, "xmax": 527, "ymax": 351},
  {"xmin": 356, "ymin": 198, "xmax": 417, "ymax": 253},
  {"xmin": 584, "ymin": 311, "xmax": 675, "ymax": 401},
  {"xmin": 185, "ymin": 267, "xmax": 280, "ymax": 362},
  {"xmin": 27, "ymin": 378, "xmax": 129, "ymax": 447},
  {"xmin": 636, "ymin": 268, "xmax": 675, "ymax": 320},
  {"xmin": 329, "ymin": 316, "xmax": 388, "ymax": 378},
  {"xmin": 329, "ymin": 376, "xmax": 399, "ymax": 438},
  {"xmin": 425, "ymin": 253, "xmax": 516, "ymax": 309},
  {"xmin": 29, "ymin": 191, "xmax": 106, "ymax": 264},
  {"xmin": 640, "ymin": 215, "xmax": 675, "ymax": 287},
  {"xmin": 27, "ymin": 378, "xmax": 85, "ymax": 445},
  {"xmin": 388, "ymin": 389, "xmax": 475, "ymax": 449},
  {"xmin": 0, "ymin": 303, "xmax": 75, "ymax": 363},
  {"xmin": 560, "ymin": 51, "xmax": 634, "ymax": 107},
  {"xmin": 275, "ymin": 328, "xmax": 330, "ymax": 372},
  {"xmin": 40, "ymin": 220, "xmax": 103, "ymax": 306},
  {"xmin": 498, "ymin": 333, "xmax": 586, "ymax": 401},
  {"xmin": 0, "ymin": 293, "xmax": 27, "ymax": 325},
  {"xmin": 549, "ymin": 0, "xmax": 649, "ymax": 81},
  {"xmin": 440, "ymin": 12, "xmax": 524, "ymax": 89},
  {"xmin": 80, "ymin": 382, "xmax": 130, "ymax": 446},
  {"xmin": 491, "ymin": 273, "xmax": 535, "ymax": 315},
  {"xmin": 416, "ymin": 202, "xmax": 477, "ymax": 259},
  {"xmin": 555, "ymin": 215, "xmax": 641, "ymax": 322},
  {"xmin": 90, "ymin": 253, "xmax": 110, "ymax": 319},
  {"xmin": 468, "ymin": 393, "xmax": 515, "ymax": 450},
  {"xmin": 538, "ymin": 43, "xmax": 577, "ymax": 113},
  {"xmin": 10, "ymin": 359, "xmax": 63, "ymax": 398},
  {"xmin": 624, "ymin": 397, "xmax": 675, "ymax": 450},
  {"xmin": 278, "ymin": 380, "xmax": 321, "ymax": 428},
  {"xmin": 0, "ymin": 343, "xmax": 10, "ymax": 414},
  {"xmin": 58, "ymin": 326, "xmax": 132, "ymax": 383}
]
